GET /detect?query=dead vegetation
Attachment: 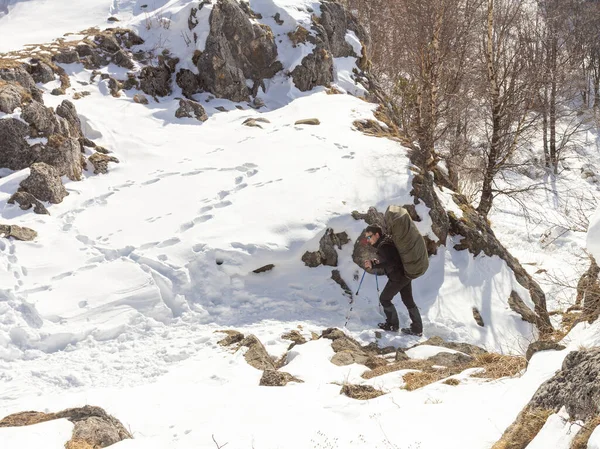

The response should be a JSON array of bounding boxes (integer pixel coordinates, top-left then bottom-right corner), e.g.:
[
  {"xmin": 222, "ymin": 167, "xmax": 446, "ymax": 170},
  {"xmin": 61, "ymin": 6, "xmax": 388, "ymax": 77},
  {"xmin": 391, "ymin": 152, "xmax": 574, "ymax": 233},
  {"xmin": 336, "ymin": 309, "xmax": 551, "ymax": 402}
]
[
  {"xmin": 362, "ymin": 351, "xmax": 526, "ymax": 391},
  {"xmin": 491, "ymin": 407, "xmax": 553, "ymax": 449},
  {"xmin": 340, "ymin": 384, "xmax": 386, "ymax": 400},
  {"xmin": 570, "ymin": 416, "xmax": 600, "ymax": 449},
  {"xmin": 287, "ymin": 26, "xmax": 310, "ymax": 47}
]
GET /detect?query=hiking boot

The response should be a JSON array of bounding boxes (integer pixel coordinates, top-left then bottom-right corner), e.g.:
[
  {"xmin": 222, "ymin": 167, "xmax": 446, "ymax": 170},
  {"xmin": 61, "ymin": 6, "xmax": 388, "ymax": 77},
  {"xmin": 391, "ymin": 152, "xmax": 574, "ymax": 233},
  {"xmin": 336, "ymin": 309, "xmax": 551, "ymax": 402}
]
[
  {"xmin": 401, "ymin": 327, "xmax": 422, "ymax": 337},
  {"xmin": 378, "ymin": 322, "xmax": 399, "ymax": 332}
]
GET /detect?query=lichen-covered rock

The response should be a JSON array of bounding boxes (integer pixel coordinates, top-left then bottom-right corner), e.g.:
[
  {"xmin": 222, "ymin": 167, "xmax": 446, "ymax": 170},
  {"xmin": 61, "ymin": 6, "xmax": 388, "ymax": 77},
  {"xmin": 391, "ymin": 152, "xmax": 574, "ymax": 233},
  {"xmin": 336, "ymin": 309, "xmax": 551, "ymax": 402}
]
[
  {"xmin": 196, "ymin": 0, "xmax": 283, "ymax": 102},
  {"xmin": 53, "ymin": 49, "xmax": 80, "ymax": 64},
  {"xmin": 240, "ymin": 335, "xmax": 276, "ymax": 370},
  {"xmin": 21, "ymin": 101, "xmax": 60, "ymax": 137},
  {"xmin": 29, "ymin": 60, "xmax": 55, "ymax": 84},
  {"xmin": 217, "ymin": 329, "xmax": 245, "ymax": 346},
  {"xmin": 19, "ymin": 162, "xmax": 68, "ymax": 204},
  {"xmin": 175, "ymin": 98, "xmax": 208, "ymax": 121},
  {"xmin": 0, "ymin": 118, "xmax": 38, "ymax": 170},
  {"xmin": 88, "ymin": 153, "xmax": 120, "ymax": 174},
  {"xmin": 0, "ymin": 81, "xmax": 27, "ymax": 113},
  {"xmin": 340, "ymin": 384, "xmax": 385, "ymax": 400},
  {"xmin": 40, "ymin": 135, "xmax": 83, "ymax": 180},
  {"xmin": 525, "ymin": 341, "xmax": 566, "ymax": 362},
  {"xmin": 291, "ymin": 46, "xmax": 333, "ymax": 92},
  {"xmin": 419, "ymin": 336, "xmax": 487, "ymax": 356},
  {"xmin": 56, "ymin": 99, "xmax": 83, "ymax": 139},
  {"xmin": 0, "ymin": 66, "xmax": 42, "ymax": 101},
  {"xmin": 139, "ymin": 63, "xmax": 172, "ymax": 98},
  {"xmin": 113, "ymin": 49, "xmax": 134, "ymax": 69},
  {"xmin": 133, "ymin": 93, "xmax": 149, "ymax": 104},
  {"xmin": 302, "ymin": 228, "xmax": 350, "ymax": 267},
  {"xmin": 259, "ymin": 370, "xmax": 302, "ymax": 386},
  {"xmin": 8, "ymin": 191, "xmax": 49, "ymax": 215},
  {"xmin": 426, "ymin": 351, "xmax": 473, "ymax": 367}
]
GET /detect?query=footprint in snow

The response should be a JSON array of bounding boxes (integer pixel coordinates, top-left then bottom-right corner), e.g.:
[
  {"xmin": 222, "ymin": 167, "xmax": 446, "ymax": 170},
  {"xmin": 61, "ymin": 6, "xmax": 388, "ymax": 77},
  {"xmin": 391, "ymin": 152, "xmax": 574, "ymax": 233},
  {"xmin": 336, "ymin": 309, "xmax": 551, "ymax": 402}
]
[
  {"xmin": 157, "ymin": 237, "xmax": 181, "ymax": 248},
  {"xmin": 142, "ymin": 178, "xmax": 161, "ymax": 186}
]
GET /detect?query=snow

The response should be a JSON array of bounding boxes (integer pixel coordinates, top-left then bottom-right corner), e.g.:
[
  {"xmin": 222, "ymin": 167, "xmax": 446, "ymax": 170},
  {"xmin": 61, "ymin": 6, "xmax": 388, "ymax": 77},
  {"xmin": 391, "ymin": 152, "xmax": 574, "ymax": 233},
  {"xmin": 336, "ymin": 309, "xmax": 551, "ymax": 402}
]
[
  {"xmin": 589, "ymin": 425, "xmax": 600, "ymax": 449},
  {"xmin": 588, "ymin": 206, "xmax": 600, "ymax": 261},
  {"xmin": 1, "ymin": 0, "xmax": 600, "ymax": 448},
  {"xmin": 525, "ymin": 408, "xmax": 581, "ymax": 449},
  {"xmin": 1, "ymin": 418, "xmax": 73, "ymax": 449}
]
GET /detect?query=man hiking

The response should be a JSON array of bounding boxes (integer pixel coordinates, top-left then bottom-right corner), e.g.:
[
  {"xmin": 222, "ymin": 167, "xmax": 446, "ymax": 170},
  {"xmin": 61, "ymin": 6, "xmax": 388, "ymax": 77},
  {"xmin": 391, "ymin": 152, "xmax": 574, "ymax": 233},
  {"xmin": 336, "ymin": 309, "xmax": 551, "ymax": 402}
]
[{"xmin": 364, "ymin": 225, "xmax": 423, "ymax": 336}]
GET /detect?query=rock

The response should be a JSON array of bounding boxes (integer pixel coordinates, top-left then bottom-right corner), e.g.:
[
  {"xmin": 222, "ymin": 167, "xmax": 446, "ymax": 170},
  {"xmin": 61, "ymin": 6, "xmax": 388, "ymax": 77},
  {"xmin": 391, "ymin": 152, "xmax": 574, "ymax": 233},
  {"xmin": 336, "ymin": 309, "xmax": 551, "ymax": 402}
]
[
  {"xmin": 243, "ymin": 117, "xmax": 270, "ymax": 128},
  {"xmin": 321, "ymin": 327, "xmax": 347, "ymax": 341},
  {"xmin": 175, "ymin": 99, "xmax": 208, "ymax": 122},
  {"xmin": 107, "ymin": 77, "xmax": 121, "ymax": 97},
  {"xmin": 259, "ymin": 370, "xmax": 302, "ymax": 386},
  {"xmin": 8, "ymin": 191, "xmax": 49, "ymax": 215},
  {"xmin": 291, "ymin": 46, "xmax": 333, "ymax": 92},
  {"xmin": 322, "ymin": 327, "xmax": 371, "ymax": 366},
  {"xmin": 133, "ymin": 93, "xmax": 149, "ymax": 104},
  {"xmin": 0, "ymin": 118, "xmax": 38, "ymax": 170},
  {"xmin": 41, "ymin": 135, "xmax": 83, "ymax": 180},
  {"xmin": 113, "ymin": 49, "xmax": 134, "ymax": 69},
  {"xmin": 113, "ymin": 29, "xmax": 144, "ymax": 48},
  {"xmin": 526, "ymin": 341, "xmax": 566, "ymax": 362},
  {"xmin": 176, "ymin": 69, "xmax": 200, "ymax": 98},
  {"xmin": 19, "ymin": 162, "xmax": 68, "ymax": 204},
  {"xmin": 253, "ymin": 264, "xmax": 274, "ymax": 273},
  {"xmin": 0, "ymin": 224, "xmax": 37, "ymax": 241},
  {"xmin": 395, "ymin": 348, "xmax": 409, "ymax": 361},
  {"xmin": 331, "ymin": 269, "xmax": 352, "ymax": 297},
  {"xmin": 197, "ymin": 0, "xmax": 283, "ymax": 102},
  {"xmin": 217, "ymin": 330, "xmax": 245, "ymax": 346},
  {"xmin": 88, "ymin": 153, "xmax": 120, "ymax": 174},
  {"xmin": 0, "ymin": 81, "xmax": 27, "ymax": 113},
  {"xmin": 51, "ymin": 88, "xmax": 65, "ymax": 96},
  {"xmin": 0, "ymin": 411, "xmax": 50, "ymax": 427},
  {"xmin": 95, "ymin": 33, "xmax": 121, "ymax": 53},
  {"xmin": 302, "ymin": 228, "xmax": 349, "ymax": 267},
  {"xmin": 53, "ymin": 50, "xmax": 79, "ymax": 64},
  {"xmin": 340, "ymin": 384, "xmax": 385, "ymax": 400},
  {"xmin": 55, "ymin": 100, "xmax": 82, "ymax": 139},
  {"xmin": 331, "ymin": 350, "xmax": 369, "ymax": 366},
  {"xmin": 295, "ymin": 118, "xmax": 321, "ymax": 125},
  {"xmin": 473, "ymin": 307, "xmax": 484, "ymax": 326},
  {"xmin": 273, "ymin": 12, "xmax": 284, "ymax": 25},
  {"xmin": 418, "ymin": 336, "xmax": 487, "ymax": 356},
  {"xmin": 139, "ymin": 64, "xmax": 172, "ymax": 98},
  {"xmin": 288, "ymin": 26, "xmax": 312, "ymax": 47},
  {"xmin": 426, "ymin": 351, "xmax": 473, "ymax": 367},
  {"xmin": 240, "ymin": 335, "xmax": 276, "ymax": 370},
  {"xmin": 528, "ymin": 348, "xmax": 600, "ymax": 421},
  {"xmin": 21, "ymin": 101, "xmax": 59, "ymax": 136},
  {"xmin": 319, "ymin": 2, "xmax": 359, "ymax": 58},
  {"xmin": 121, "ymin": 73, "xmax": 139, "ymax": 91},
  {"xmin": 29, "ymin": 60, "xmax": 55, "ymax": 84},
  {"xmin": 365, "ymin": 356, "xmax": 388, "ymax": 369}
]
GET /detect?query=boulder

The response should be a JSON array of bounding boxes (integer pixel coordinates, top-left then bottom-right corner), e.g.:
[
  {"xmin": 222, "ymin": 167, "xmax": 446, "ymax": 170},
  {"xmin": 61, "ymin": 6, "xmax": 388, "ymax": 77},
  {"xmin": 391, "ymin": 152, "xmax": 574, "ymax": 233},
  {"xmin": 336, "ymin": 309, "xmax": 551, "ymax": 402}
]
[
  {"xmin": 418, "ymin": 336, "xmax": 487, "ymax": 356},
  {"xmin": 139, "ymin": 64, "xmax": 172, "ymax": 98},
  {"xmin": 88, "ymin": 153, "xmax": 120, "ymax": 174},
  {"xmin": 196, "ymin": 0, "xmax": 283, "ymax": 102},
  {"xmin": 217, "ymin": 330, "xmax": 245, "ymax": 346},
  {"xmin": 527, "ymin": 348, "xmax": 600, "ymax": 421},
  {"xmin": 426, "ymin": 351, "xmax": 473, "ymax": 367},
  {"xmin": 8, "ymin": 191, "xmax": 49, "ymax": 215},
  {"xmin": 29, "ymin": 60, "xmax": 55, "ymax": 84},
  {"xmin": 175, "ymin": 99, "xmax": 208, "ymax": 122},
  {"xmin": 291, "ymin": 46, "xmax": 333, "ymax": 92},
  {"xmin": 0, "ymin": 66, "xmax": 42, "ymax": 101},
  {"xmin": 53, "ymin": 49, "xmax": 80, "ymax": 64},
  {"xmin": 113, "ymin": 49, "xmax": 134, "ymax": 69},
  {"xmin": 0, "ymin": 224, "xmax": 37, "ymax": 241},
  {"xmin": 253, "ymin": 264, "xmax": 275, "ymax": 273},
  {"xmin": 295, "ymin": 118, "xmax": 321, "ymax": 125},
  {"xmin": 0, "ymin": 118, "xmax": 38, "ymax": 170},
  {"xmin": 55, "ymin": 100, "xmax": 83, "ymax": 139},
  {"xmin": 19, "ymin": 162, "xmax": 68, "ymax": 204},
  {"xmin": 133, "ymin": 93, "xmax": 149, "ymax": 104},
  {"xmin": 281, "ymin": 330, "xmax": 306, "ymax": 347},
  {"xmin": 340, "ymin": 384, "xmax": 385, "ymax": 400}
]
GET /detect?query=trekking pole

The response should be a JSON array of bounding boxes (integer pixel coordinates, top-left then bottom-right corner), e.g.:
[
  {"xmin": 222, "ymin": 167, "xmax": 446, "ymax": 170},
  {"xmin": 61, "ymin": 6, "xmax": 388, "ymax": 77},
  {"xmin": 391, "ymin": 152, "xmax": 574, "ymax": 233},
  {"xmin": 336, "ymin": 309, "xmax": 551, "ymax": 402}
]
[
  {"xmin": 355, "ymin": 270, "xmax": 367, "ymax": 295},
  {"xmin": 375, "ymin": 275, "xmax": 380, "ymax": 293}
]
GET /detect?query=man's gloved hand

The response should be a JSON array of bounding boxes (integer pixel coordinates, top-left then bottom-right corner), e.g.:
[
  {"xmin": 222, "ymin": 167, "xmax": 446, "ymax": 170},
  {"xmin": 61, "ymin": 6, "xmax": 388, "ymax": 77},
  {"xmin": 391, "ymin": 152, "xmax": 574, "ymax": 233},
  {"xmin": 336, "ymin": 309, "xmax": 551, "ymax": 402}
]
[{"xmin": 364, "ymin": 260, "xmax": 373, "ymax": 269}]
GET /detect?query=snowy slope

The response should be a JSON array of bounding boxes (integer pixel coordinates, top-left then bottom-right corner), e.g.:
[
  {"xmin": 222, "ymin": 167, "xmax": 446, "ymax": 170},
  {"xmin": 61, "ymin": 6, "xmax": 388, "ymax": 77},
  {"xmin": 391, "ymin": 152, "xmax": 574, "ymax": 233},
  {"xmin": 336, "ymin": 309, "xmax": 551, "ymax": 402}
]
[{"xmin": 2, "ymin": 0, "xmax": 600, "ymax": 448}]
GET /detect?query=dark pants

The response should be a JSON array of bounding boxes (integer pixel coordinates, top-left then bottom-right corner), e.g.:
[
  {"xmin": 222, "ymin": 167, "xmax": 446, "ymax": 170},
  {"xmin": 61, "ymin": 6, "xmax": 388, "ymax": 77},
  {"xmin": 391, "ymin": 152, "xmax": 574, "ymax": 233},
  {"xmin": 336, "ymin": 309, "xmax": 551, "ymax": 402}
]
[{"xmin": 380, "ymin": 277, "xmax": 418, "ymax": 329}]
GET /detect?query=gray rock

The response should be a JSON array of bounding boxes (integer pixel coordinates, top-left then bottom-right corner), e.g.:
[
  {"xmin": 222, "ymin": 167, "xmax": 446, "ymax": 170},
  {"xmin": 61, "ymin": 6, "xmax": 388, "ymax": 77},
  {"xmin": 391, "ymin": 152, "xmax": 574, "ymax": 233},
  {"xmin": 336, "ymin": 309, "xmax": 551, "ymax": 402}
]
[
  {"xmin": 322, "ymin": 327, "xmax": 371, "ymax": 366},
  {"xmin": 526, "ymin": 341, "xmax": 566, "ymax": 362},
  {"xmin": 197, "ymin": 0, "xmax": 283, "ymax": 102},
  {"xmin": 291, "ymin": 46, "xmax": 333, "ymax": 92},
  {"xmin": 340, "ymin": 384, "xmax": 385, "ymax": 400},
  {"xmin": 53, "ymin": 50, "xmax": 79, "ymax": 64},
  {"xmin": 40, "ymin": 136, "xmax": 83, "ymax": 180},
  {"xmin": 528, "ymin": 348, "xmax": 600, "ymax": 421},
  {"xmin": 175, "ymin": 98, "xmax": 208, "ymax": 121},
  {"xmin": 217, "ymin": 330, "xmax": 245, "ymax": 346},
  {"xmin": 319, "ymin": 2, "xmax": 358, "ymax": 58},
  {"xmin": 75, "ymin": 43, "xmax": 94, "ymax": 58},
  {"xmin": 0, "ymin": 81, "xmax": 26, "ymax": 113},
  {"xmin": 88, "ymin": 152, "xmax": 120, "ymax": 174},
  {"xmin": 281, "ymin": 330, "xmax": 306, "ymax": 346},
  {"xmin": 8, "ymin": 191, "xmax": 49, "ymax": 215},
  {"xmin": 113, "ymin": 49, "xmax": 134, "ymax": 69},
  {"xmin": 19, "ymin": 162, "xmax": 68, "ymax": 204},
  {"xmin": 95, "ymin": 33, "xmax": 121, "ymax": 52},
  {"xmin": 473, "ymin": 307, "xmax": 485, "ymax": 326},
  {"xmin": 0, "ymin": 224, "xmax": 37, "ymax": 241},
  {"xmin": 331, "ymin": 350, "xmax": 369, "ymax": 366},
  {"xmin": 29, "ymin": 60, "xmax": 55, "ymax": 84},
  {"xmin": 0, "ymin": 118, "xmax": 38, "ymax": 170},
  {"xmin": 55, "ymin": 100, "xmax": 82, "ymax": 139},
  {"xmin": 253, "ymin": 264, "xmax": 274, "ymax": 273},
  {"xmin": 295, "ymin": 118, "xmax": 321, "ymax": 125},
  {"xmin": 426, "ymin": 351, "xmax": 473, "ymax": 367},
  {"xmin": 139, "ymin": 64, "xmax": 172, "ymax": 97},
  {"xmin": 21, "ymin": 101, "xmax": 59, "ymax": 136},
  {"xmin": 395, "ymin": 348, "xmax": 409, "ymax": 361},
  {"xmin": 176, "ymin": 69, "xmax": 200, "ymax": 98},
  {"xmin": 331, "ymin": 269, "xmax": 352, "ymax": 297},
  {"xmin": 259, "ymin": 370, "xmax": 302, "ymax": 386},
  {"xmin": 240, "ymin": 335, "xmax": 276, "ymax": 370},
  {"xmin": 418, "ymin": 336, "xmax": 487, "ymax": 356},
  {"xmin": 302, "ymin": 228, "xmax": 350, "ymax": 267}
]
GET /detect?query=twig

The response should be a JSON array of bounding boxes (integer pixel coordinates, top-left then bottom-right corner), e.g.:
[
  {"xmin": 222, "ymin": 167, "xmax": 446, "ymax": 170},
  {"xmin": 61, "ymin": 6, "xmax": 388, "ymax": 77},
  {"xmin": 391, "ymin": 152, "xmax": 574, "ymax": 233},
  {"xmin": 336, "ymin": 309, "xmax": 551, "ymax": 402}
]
[{"xmin": 212, "ymin": 435, "xmax": 228, "ymax": 449}]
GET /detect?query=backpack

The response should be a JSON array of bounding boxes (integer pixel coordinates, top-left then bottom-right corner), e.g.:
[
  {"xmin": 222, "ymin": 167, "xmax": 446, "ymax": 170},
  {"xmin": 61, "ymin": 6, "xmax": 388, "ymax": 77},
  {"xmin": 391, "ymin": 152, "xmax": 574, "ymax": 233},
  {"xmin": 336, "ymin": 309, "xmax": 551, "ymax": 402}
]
[{"xmin": 384, "ymin": 205, "xmax": 429, "ymax": 280}]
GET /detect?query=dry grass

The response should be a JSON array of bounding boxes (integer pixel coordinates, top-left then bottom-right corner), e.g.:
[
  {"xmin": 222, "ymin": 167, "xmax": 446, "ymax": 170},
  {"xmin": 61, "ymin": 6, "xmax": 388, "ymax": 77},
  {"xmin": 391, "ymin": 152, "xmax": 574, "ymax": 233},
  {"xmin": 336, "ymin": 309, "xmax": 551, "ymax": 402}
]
[
  {"xmin": 470, "ymin": 353, "xmax": 527, "ymax": 379},
  {"xmin": 443, "ymin": 378, "xmax": 461, "ymax": 386},
  {"xmin": 65, "ymin": 438, "xmax": 94, "ymax": 449},
  {"xmin": 491, "ymin": 407, "xmax": 553, "ymax": 449},
  {"xmin": 340, "ymin": 384, "xmax": 385, "ymax": 400},
  {"xmin": 570, "ymin": 416, "xmax": 600, "ymax": 449},
  {"xmin": 0, "ymin": 411, "xmax": 54, "ymax": 427},
  {"xmin": 288, "ymin": 26, "xmax": 310, "ymax": 47},
  {"xmin": 403, "ymin": 368, "xmax": 457, "ymax": 391}
]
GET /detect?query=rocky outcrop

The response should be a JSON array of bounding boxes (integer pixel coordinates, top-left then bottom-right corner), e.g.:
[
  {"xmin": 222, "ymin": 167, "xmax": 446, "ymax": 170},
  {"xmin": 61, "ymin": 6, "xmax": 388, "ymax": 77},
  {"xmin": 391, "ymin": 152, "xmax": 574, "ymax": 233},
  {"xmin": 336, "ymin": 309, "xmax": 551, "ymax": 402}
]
[
  {"xmin": 291, "ymin": 47, "xmax": 334, "ymax": 92},
  {"xmin": 0, "ymin": 118, "xmax": 37, "ymax": 170},
  {"xmin": 418, "ymin": 336, "xmax": 487, "ymax": 356},
  {"xmin": 19, "ymin": 163, "xmax": 68, "ymax": 204},
  {"xmin": 196, "ymin": 0, "xmax": 283, "ymax": 102},
  {"xmin": 176, "ymin": 68, "xmax": 201, "ymax": 99},
  {"xmin": 0, "ymin": 81, "xmax": 28, "ymax": 113},
  {"xmin": 0, "ymin": 405, "xmax": 132, "ymax": 448},
  {"xmin": 89, "ymin": 152, "xmax": 120, "ymax": 174},
  {"xmin": 525, "ymin": 340, "xmax": 566, "ymax": 362},
  {"xmin": 175, "ymin": 98, "xmax": 208, "ymax": 121},
  {"xmin": 0, "ymin": 66, "xmax": 42, "ymax": 101},
  {"xmin": 21, "ymin": 101, "xmax": 61, "ymax": 137},
  {"xmin": 28, "ymin": 59, "xmax": 55, "ymax": 84},
  {"xmin": 39, "ymin": 135, "xmax": 83, "ymax": 181},
  {"xmin": 240, "ymin": 335, "xmax": 276, "ymax": 370},
  {"xmin": 302, "ymin": 228, "xmax": 350, "ymax": 267},
  {"xmin": 8, "ymin": 191, "xmax": 49, "ymax": 215},
  {"xmin": 139, "ymin": 57, "xmax": 174, "ymax": 98},
  {"xmin": 56, "ymin": 100, "xmax": 83, "ymax": 140}
]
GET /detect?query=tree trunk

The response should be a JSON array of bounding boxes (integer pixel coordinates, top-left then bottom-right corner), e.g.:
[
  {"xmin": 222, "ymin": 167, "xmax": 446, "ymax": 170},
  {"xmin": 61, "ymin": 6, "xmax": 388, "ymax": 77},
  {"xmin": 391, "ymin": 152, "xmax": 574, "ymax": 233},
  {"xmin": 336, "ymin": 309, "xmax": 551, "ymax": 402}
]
[{"xmin": 549, "ymin": 33, "xmax": 558, "ymax": 173}]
